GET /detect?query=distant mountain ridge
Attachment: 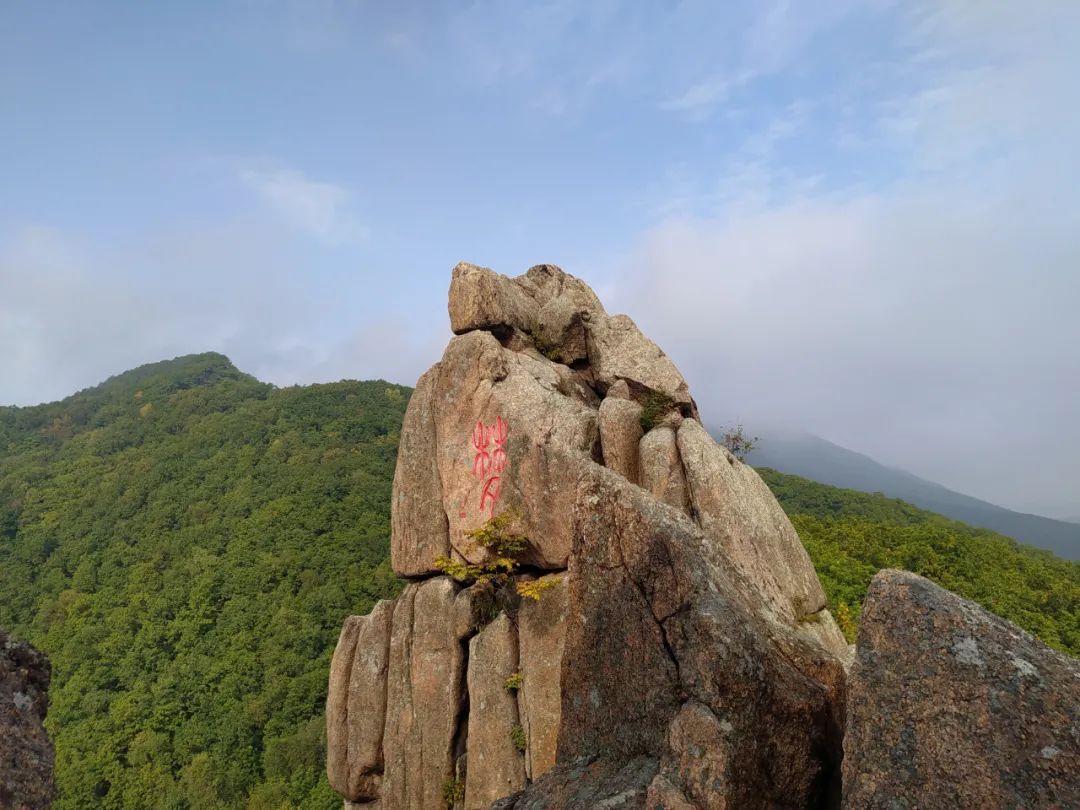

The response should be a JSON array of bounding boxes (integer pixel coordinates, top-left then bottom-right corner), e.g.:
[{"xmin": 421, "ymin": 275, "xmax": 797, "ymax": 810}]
[{"xmin": 744, "ymin": 431, "xmax": 1080, "ymax": 561}]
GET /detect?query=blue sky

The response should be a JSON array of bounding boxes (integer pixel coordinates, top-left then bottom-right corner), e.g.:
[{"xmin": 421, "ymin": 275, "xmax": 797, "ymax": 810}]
[{"xmin": 2, "ymin": 1, "xmax": 1078, "ymax": 514}]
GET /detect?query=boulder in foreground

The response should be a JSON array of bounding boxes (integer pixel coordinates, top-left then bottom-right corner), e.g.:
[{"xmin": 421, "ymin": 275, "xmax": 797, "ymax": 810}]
[{"xmin": 843, "ymin": 569, "xmax": 1080, "ymax": 809}]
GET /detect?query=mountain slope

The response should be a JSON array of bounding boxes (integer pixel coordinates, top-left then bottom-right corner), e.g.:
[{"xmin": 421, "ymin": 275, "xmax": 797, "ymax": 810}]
[
  {"xmin": 0, "ymin": 354, "xmax": 407, "ymax": 809},
  {"xmin": 746, "ymin": 431, "xmax": 1080, "ymax": 560},
  {"xmin": 2, "ymin": 357, "xmax": 1076, "ymax": 809},
  {"xmin": 760, "ymin": 468, "xmax": 1079, "ymax": 655}
]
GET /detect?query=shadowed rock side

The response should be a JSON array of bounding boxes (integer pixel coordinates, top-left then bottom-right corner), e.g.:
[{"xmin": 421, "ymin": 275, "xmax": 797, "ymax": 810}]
[
  {"xmin": 328, "ymin": 262, "xmax": 851, "ymax": 809},
  {"xmin": 843, "ymin": 570, "xmax": 1080, "ymax": 809},
  {"xmin": 1, "ymin": 628, "xmax": 55, "ymax": 810}
]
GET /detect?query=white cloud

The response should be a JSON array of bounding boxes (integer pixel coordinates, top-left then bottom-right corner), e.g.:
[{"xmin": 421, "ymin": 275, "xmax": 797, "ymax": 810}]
[
  {"xmin": 658, "ymin": 71, "xmax": 755, "ymax": 116},
  {"xmin": 616, "ymin": 0, "xmax": 1080, "ymax": 511},
  {"xmin": 239, "ymin": 167, "xmax": 367, "ymax": 243}
]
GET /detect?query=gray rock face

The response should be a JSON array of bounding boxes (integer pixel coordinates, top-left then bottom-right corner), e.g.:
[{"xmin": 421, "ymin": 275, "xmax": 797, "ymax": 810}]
[
  {"xmin": 843, "ymin": 570, "xmax": 1080, "ymax": 809},
  {"xmin": 382, "ymin": 578, "xmax": 466, "ymax": 810},
  {"xmin": 677, "ymin": 418, "xmax": 849, "ymax": 659},
  {"xmin": 432, "ymin": 331, "xmax": 596, "ymax": 572},
  {"xmin": 638, "ymin": 425, "xmax": 691, "ymax": 514},
  {"xmin": 552, "ymin": 466, "xmax": 844, "ymax": 809},
  {"xmin": 327, "ymin": 616, "xmax": 363, "ymax": 798},
  {"xmin": 516, "ymin": 573, "xmax": 568, "ymax": 781},
  {"xmin": 391, "ymin": 367, "xmax": 450, "ymax": 577},
  {"xmin": 464, "ymin": 614, "xmax": 525, "ymax": 808},
  {"xmin": 585, "ymin": 313, "xmax": 694, "ymax": 409},
  {"xmin": 1, "ymin": 628, "xmax": 54, "ymax": 810},
  {"xmin": 597, "ymin": 396, "xmax": 643, "ymax": 484},
  {"xmin": 330, "ymin": 262, "xmax": 851, "ymax": 809}
]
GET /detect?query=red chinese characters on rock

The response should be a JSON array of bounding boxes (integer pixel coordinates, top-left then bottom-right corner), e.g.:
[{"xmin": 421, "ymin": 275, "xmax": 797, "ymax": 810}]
[{"xmin": 470, "ymin": 416, "xmax": 509, "ymax": 517}]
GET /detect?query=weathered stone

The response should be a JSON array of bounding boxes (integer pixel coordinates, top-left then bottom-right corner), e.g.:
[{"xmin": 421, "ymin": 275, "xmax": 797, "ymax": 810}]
[
  {"xmin": 464, "ymin": 613, "xmax": 526, "ymax": 808},
  {"xmin": 535, "ymin": 296, "xmax": 588, "ymax": 364},
  {"xmin": 677, "ymin": 418, "xmax": 848, "ymax": 659},
  {"xmin": 325, "ymin": 603, "xmax": 396, "ymax": 803},
  {"xmin": 638, "ymin": 426, "xmax": 690, "ymax": 513},
  {"xmin": 491, "ymin": 756, "xmax": 658, "ymax": 810},
  {"xmin": 598, "ymin": 396, "xmax": 643, "ymax": 483},
  {"xmin": 800, "ymin": 609, "xmax": 855, "ymax": 668},
  {"xmin": 553, "ymin": 466, "xmax": 842, "ymax": 808},
  {"xmin": 345, "ymin": 600, "xmax": 394, "ymax": 800},
  {"xmin": 327, "ymin": 616, "xmax": 364, "ymax": 797},
  {"xmin": 659, "ymin": 701, "xmax": 737, "ymax": 808},
  {"xmin": 381, "ymin": 579, "xmax": 465, "ymax": 810},
  {"xmin": 605, "ymin": 379, "xmax": 632, "ymax": 400},
  {"xmin": 519, "ymin": 264, "xmax": 604, "ymax": 314},
  {"xmin": 0, "ymin": 628, "xmax": 54, "ymax": 810},
  {"xmin": 330, "ymin": 261, "xmax": 856, "ymax": 810},
  {"xmin": 391, "ymin": 366, "xmax": 449, "ymax": 577},
  {"xmin": 585, "ymin": 313, "xmax": 693, "ymax": 407},
  {"xmin": 433, "ymin": 331, "xmax": 595, "ymax": 571},
  {"xmin": 524, "ymin": 263, "xmax": 606, "ymax": 363},
  {"xmin": 646, "ymin": 773, "xmax": 697, "ymax": 810},
  {"xmin": 843, "ymin": 570, "xmax": 1080, "ymax": 809},
  {"xmin": 449, "ymin": 262, "xmax": 538, "ymax": 335},
  {"xmin": 517, "ymin": 573, "xmax": 568, "ymax": 780}
]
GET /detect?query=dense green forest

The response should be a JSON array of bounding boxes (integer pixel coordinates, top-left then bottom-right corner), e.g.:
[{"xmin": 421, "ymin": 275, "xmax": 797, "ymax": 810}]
[
  {"xmin": 0, "ymin": 355, "xmax": 406, "ymax": 809},
  {"xmin": 760, "ymin": 468, "xmax": 1080, "ymax": 654},
  {"xmin": 1, "ymin": 354, "xmax": 1076, "ymax": 808}
]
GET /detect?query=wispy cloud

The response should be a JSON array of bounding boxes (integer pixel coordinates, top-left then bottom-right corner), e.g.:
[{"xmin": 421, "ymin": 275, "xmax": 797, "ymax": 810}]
[
  {"xmin": 618, "ymin": 0, "xmax": 1080, "ymax": 511},
  {"xmin": 658, "ymin": 70, "xmax": 757, "ymax": 117},
  {"xmin": 239, "ymin": 166, "xmax": 367, "ymax": 243}
]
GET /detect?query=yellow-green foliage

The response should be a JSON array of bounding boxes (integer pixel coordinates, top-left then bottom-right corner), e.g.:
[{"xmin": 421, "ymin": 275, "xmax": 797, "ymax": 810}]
[
  {"xmin": 466, "ymin": 511, "xmax": 527, "ymax": 557},
  {"xmin": 434, "ymin": 512, "xmax": 527, "ymax": 588},
  {"xmin": 639, "ymin": 390, "xmax": 676, "ymax": 432},
  {"xmin": 504, "ymin": 672, "xmax": 523, "ymax": 692},
  {"xmin": 532, "ymin": 335, "xmax": 563, "ymax": 362},
  {"xmin": 834, "ymin": 601, "xmax": 858, "ymax": 643},
  {"xmin": 442, "ymin": 776, "xmax": 465, "ymax": 807},
  {"xmin": 516, "ymin": 577, "xmax": 560, "ymax": 601},
  {"xmin": 510, "ymin": 724, "xmax": 527, "ymax": 753}
]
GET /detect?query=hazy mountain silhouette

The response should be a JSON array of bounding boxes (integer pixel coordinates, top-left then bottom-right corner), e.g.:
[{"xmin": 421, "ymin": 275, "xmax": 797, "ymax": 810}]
[{"xmin": 742, "ymin": 430, "xmax": 1080, "ymax": 561}]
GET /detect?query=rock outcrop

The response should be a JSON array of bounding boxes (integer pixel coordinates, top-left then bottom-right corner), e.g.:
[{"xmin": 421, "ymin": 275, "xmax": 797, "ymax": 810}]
[
  {"xmin": 1, "ymin": 628, "xmax": 55, "ymax": 810},
  {"xmin": 328, "ymin": 262, "xmax": 850, "ymax": 809},
  {"xmin": 843, "ymin": 570, "xmax": 1080, "ymax": 809}
]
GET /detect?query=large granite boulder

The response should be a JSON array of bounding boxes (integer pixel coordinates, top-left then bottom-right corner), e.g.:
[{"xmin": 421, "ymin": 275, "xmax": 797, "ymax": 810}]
[
  {"xmin": 1, "ymin": 628, "xmax": 54, "ymax": 810},
  {"xmin": 538, "ymin": 466, "xmax": 844, "ymax": 809},
  {"xmin": 843, "ymin": 570, "xmax": 1080, "ymax": 809},
  {"xmin": 329, "ymin": 263, "xmax": 851, "ymax": 809}
]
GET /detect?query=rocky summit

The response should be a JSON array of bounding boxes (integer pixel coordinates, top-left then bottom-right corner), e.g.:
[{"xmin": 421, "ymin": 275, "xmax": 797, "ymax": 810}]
[
  {"xmin": 326, "ymin": 263, "xmax": 1078, "ymax": 809},
  {"xmin": 1, "ymin": 628, "xmax": 55, "ymax": 810}
]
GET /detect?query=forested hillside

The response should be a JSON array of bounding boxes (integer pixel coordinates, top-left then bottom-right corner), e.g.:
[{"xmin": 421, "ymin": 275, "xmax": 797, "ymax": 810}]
[
  {"xmin": 760, "ymin": 468, "xmax": 1080, "ymax": 655},
  {"xmin": 0, "ymin": 354, "xmax": 406, "ymax": 809},
  {"xmin": 1, "ymin": 356, "xmax": 1076, "ymax": 809}
]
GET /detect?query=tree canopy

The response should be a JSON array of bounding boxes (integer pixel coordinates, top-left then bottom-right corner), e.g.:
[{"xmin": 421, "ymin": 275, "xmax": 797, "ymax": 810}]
[
  {"xmin": 1, "ymin": 356, "xmax": 1075, "ymax": 808},
  {"xmin": 759, "ymin": 468, "xmax": 1080, "ymax": 654},
  {"xmin": 0, "ymin": 354, "xmax": 406, "ymax": 808}
]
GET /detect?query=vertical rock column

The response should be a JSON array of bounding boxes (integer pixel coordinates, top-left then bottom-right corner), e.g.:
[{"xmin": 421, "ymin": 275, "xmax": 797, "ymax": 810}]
[{"xmin": 464, "ymin": 614, "xmax": 525, "ymax": 809}]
